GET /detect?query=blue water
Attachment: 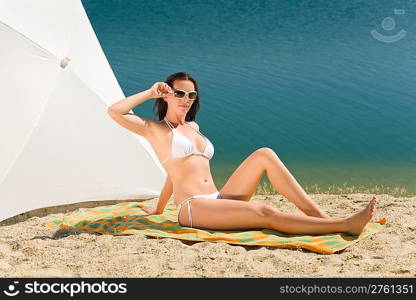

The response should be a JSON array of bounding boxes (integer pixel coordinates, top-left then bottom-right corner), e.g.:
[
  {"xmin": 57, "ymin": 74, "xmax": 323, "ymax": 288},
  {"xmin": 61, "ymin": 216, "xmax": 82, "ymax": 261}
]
[{"xmin": 82, "ymin": 0, "xmax": 416, "ymax": 195}]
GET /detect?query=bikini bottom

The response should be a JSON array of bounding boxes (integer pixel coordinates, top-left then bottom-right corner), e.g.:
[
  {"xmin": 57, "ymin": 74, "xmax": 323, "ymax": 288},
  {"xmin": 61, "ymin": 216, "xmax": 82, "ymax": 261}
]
[{"xmin": 176, "ymin": 191, "xmax": 222, "ymax": 228}]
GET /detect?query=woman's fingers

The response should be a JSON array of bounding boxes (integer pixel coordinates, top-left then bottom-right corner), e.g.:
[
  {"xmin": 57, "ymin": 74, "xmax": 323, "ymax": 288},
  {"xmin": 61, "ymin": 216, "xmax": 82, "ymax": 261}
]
[
  {"xmin": 143, "ymin": 206, "xmax": 156, "ymax": 215},
  {"xmin": 156, "ymin": 83, "xmax": 164, "ymax": 95},
  {"xmin": 151, "ymin": 82, "xmax": 171, "ymax": 98},
  {"xmin": 159, "ymin": 82, "xmax": 171, "ymax": 94}
]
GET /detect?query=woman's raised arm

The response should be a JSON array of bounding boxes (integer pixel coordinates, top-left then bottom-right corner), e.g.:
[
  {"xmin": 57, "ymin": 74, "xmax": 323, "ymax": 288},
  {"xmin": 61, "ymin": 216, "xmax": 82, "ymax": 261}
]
[
  {"xmin": 107, "ymin": 89, "xmax": 155, "ymax": 138},
  {"xmin": 107, "ymin": 82, "xmax": 170, "ymax": 137}
]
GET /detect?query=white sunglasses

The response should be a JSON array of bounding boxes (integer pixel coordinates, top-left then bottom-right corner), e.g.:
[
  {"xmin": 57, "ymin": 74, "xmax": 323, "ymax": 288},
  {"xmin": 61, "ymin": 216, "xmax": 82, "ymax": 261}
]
[{"xmin": 169, "ymin": 88, "xmax": 198, "ymax": 101}]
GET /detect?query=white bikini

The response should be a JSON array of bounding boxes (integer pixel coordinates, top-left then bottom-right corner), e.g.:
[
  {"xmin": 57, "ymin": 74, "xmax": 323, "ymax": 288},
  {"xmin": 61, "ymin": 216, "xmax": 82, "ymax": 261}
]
[
  {"xmin": 162, "ymin": 117, "xmax": 222, "ymax": 228},
  {"xmin": 161, "ymin": 117, "xmax": 214, "ymax": 165}
]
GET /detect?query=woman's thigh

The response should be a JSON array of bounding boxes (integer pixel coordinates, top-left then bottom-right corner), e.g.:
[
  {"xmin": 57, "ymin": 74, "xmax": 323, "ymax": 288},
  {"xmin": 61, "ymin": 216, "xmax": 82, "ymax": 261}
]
[
  {"xmin": 179, "ymin": 197, "xmax": 276, "ymax": 230},
  {"xmin": 219, "ymin": 148, "xmax": 269, "ymax": 201}
]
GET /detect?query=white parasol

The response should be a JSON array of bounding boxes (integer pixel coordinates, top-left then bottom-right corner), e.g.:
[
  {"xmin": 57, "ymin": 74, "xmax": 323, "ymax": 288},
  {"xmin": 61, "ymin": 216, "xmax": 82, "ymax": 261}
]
[{"xmin": 0, "ymin": 0, "xmax": 166, "ymax": 222}]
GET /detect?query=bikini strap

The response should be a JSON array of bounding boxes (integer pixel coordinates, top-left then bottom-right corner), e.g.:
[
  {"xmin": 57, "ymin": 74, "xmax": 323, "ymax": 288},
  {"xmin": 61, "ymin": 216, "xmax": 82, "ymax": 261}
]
[
  {"xmin": 186, "ymin": 121, "xmax": 196, "ymax": 131},
  {"xmin": 164, "ymin": 118, "xmax": 175, "ymax": 130},
  {"xmin": 186, "ymin": 121, "xmax": 206, "ymax": 139}
]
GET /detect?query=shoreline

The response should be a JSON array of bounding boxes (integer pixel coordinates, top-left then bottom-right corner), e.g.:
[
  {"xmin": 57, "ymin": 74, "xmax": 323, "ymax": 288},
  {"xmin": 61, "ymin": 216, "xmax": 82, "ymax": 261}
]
[{"xmin": 0, "ymin": 193, "xmax": 414, "ymax": 278}]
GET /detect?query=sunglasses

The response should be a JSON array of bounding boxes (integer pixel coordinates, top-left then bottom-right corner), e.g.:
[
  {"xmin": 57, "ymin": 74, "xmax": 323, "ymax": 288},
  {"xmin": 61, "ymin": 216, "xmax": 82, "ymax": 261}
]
[{"xmin": 170, "ymin": 88, "xmax": 198, "ymax": 101}]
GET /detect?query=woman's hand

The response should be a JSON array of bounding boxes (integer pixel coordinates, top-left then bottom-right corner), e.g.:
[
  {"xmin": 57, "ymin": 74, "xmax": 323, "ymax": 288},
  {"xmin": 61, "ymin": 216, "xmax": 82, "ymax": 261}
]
[
  {"xmin": 148, "ymin": 82, "xmax": 173, "ymax": 99},
  {"xmin": 142, "ymin": 206, "xmax": 158, "ymax": 215}
]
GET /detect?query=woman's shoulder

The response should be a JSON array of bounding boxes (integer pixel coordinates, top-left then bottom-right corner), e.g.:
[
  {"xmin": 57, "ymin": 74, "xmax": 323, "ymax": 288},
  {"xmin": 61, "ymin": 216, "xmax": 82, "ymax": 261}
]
[{"xmin": 188, "ymin": 120, "xmax": 200, "ymax": 130}]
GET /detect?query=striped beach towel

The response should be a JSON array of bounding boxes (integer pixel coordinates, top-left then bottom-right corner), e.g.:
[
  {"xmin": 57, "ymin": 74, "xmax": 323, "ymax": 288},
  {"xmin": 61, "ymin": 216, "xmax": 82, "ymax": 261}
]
[{"xmin": 45, "ymin": 202, "xmax": 386, "ymax": 254}]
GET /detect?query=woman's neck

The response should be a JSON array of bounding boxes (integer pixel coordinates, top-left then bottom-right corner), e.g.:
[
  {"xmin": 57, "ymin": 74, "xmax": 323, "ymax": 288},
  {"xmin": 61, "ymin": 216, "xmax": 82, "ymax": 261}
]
[{"xmin": 164, "ymin": 114, "xmax": 186, "ymax": 126}]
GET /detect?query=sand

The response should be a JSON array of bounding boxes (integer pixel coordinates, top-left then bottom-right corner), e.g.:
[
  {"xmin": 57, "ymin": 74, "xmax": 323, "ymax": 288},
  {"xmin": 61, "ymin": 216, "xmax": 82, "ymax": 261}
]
[{"xmin": 0, "ymin": 193, "xmax": 415, "ymax": 278}]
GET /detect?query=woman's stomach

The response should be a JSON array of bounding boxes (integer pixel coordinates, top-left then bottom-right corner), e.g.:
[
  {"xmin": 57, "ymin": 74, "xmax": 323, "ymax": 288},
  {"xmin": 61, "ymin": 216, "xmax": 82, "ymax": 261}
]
[{"xmin": 166, "ymin": 157, "xmax": 218, "ymax": 205}]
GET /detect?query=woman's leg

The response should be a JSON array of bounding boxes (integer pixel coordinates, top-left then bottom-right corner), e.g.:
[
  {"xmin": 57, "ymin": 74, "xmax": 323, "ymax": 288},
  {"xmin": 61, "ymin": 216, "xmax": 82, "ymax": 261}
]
[
  {"xmin": 219, "ymin": 147, "xmax": 329, "ymax": 218},
  {"xmin": 181, "ymin": 196, "xmax": 377, "ymax": 235}
]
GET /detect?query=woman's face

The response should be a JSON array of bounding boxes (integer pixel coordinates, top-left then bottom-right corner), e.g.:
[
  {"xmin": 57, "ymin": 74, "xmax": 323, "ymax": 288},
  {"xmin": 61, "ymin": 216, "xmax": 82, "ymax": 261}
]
[{"xmin": 164, "ymin": 79, "xmax": 196, "ymax": 113}]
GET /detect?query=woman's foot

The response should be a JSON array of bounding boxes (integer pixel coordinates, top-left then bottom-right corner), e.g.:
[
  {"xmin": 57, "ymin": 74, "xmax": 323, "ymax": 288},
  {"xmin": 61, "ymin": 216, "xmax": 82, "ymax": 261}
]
[{"xmin": 344, "ymin": 196, "xmax": 377, "ymax": 235}]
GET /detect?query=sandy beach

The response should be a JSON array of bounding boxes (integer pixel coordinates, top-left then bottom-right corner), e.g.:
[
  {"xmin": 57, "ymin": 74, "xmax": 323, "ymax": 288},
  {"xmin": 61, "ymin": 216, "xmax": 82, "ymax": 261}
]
[{"xmin": 0, "ymin": 193, "xmax": 415, "ymax": 278}]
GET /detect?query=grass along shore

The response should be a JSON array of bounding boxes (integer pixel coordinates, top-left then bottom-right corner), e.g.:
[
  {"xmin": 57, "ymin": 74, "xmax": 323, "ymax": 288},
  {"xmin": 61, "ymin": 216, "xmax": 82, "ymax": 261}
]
[{"xmin": 255, "ymin": 181, "xmax": 411, "ymax": 198}]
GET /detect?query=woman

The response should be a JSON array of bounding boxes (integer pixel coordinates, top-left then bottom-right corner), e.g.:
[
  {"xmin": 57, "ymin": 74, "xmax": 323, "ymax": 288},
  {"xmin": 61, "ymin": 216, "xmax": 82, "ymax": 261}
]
[{"xmin": 107, "ymin": 72, "xmax": 377, "ymax": 235}]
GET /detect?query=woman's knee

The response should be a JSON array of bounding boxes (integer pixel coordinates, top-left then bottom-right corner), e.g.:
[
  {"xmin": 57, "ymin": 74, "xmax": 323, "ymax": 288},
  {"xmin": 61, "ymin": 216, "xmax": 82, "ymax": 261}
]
[
  {"xmin": 253, "ymin": 203, "xmax": 279, "ymax": 218},
  {"xmin": 255, "ymin": 147, "xmax": 278, "ymax": 162},
  {"xmin": 252, "ymin": 203, "xmax": 279, "ymax": 227}
]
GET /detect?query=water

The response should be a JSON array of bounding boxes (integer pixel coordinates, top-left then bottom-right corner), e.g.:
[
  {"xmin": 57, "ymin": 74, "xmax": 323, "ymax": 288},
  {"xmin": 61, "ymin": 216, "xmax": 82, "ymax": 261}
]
[{"xmin": 82, "ymin": 0, "xmax": 416, "ymax": 196}]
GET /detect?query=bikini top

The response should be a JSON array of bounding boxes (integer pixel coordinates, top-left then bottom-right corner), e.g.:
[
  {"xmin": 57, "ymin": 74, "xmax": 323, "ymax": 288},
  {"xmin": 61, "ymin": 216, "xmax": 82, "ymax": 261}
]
[{"xmin": 161, "ymin": 117, "xmax": 214, "ymax": 165}]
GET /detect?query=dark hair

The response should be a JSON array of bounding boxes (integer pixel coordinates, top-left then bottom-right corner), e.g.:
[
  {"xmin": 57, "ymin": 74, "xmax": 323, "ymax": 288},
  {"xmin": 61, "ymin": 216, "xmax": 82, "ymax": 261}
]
[{"xmin": 153, "ymin": 72, "xmax": 200, "ymax": 122}]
